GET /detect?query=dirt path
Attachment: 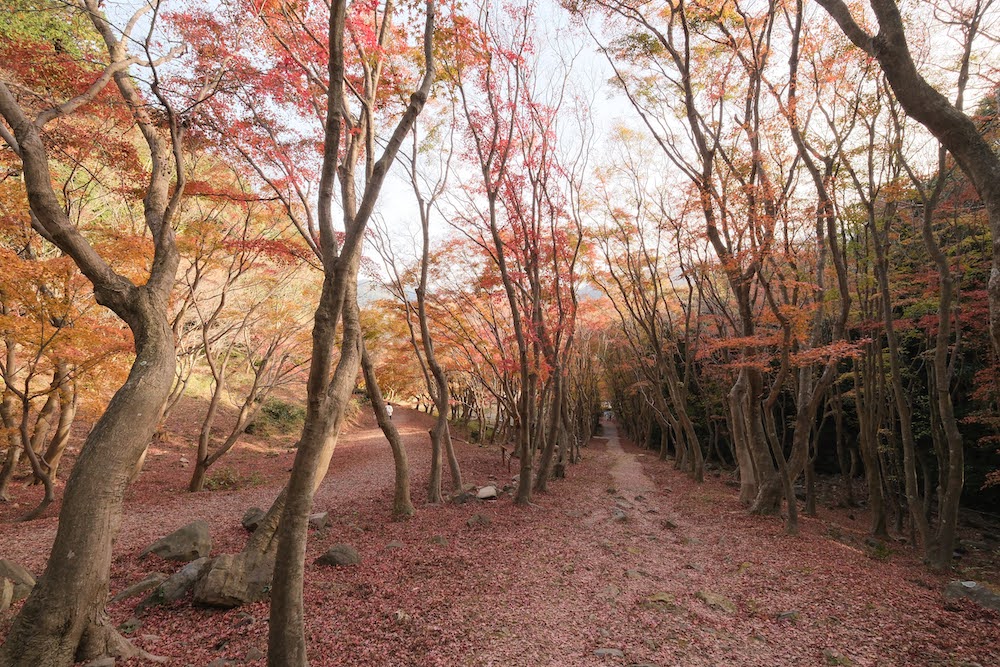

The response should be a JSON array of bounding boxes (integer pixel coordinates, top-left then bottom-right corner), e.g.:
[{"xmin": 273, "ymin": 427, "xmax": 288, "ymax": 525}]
[{"xmin": 1, "ymin": 415, "xmax": 998, "ymax": 666}]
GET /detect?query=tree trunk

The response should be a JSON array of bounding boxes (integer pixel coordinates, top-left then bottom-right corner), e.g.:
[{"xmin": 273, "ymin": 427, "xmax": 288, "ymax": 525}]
[
  {"xmin": 41, "ymin": 363, "xmax": 78, "ymax": 481},
  {"xmin": 0, "ymin": 302, "xmax": 176, "ymax": 665},
  {"xmin": 361, "ymin": 343, "xmax": 414, "ymax": 518}
]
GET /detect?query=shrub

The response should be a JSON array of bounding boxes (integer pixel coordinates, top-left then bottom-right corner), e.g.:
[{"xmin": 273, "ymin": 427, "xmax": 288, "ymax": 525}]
[
  {"xmin": 247, "ymin": 398, "xmax": 306, "ymax": 436},
  {"xmin": 204, "ymin": 467, "xmax": 265, "ymax": 491}
]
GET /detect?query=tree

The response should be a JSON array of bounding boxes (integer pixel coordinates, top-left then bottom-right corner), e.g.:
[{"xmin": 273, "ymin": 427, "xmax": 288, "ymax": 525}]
[{"xmin": 0, "ymin": 0, "xmax": 213, "ymax": 660}]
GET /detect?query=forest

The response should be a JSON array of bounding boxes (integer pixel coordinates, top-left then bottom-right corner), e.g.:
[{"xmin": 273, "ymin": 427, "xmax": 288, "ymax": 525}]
[{"xmin": 0, "ymin": 0, "xmax": 999, "ymax": 665}]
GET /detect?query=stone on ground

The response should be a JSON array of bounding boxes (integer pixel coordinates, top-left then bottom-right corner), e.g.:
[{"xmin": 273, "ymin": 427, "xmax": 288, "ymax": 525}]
[
  {"xmin": 594, "ymin": 647, "xmax": 625, "ymax": 658},
  {"xmin": 140, "ymin": 520, "xmax": 212, "ymax": 562},
  {"xmin": 467, "ymin": 513, "xmax": 492, "ymax": 527},
  {"xmin": 476, "ymin": 485, "xmax": 498, "ymax": 500},
  {"xmin": 315, "ymin": 544, "xmax": 361, "ymax": 567},
  {"xmin": 308, "ymin": 512, "xmax": 329, "ymax": 530},
  {"xmin": 944, "ymin": 580, "xmax": 1000, "ymax": 611},
  {"xmin": 696, "ymin": 590, "xmax": 736, "ymax": 613},
  {"xmin": 193, "ymin": 551, "xmax": 274, "ymax": 608},
  {"xmin": 241, "ymin": 507, "xmax": 265, "ymax": 532}
]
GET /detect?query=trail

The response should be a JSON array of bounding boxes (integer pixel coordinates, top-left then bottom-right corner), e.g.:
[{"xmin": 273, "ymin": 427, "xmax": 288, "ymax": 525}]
[{"xmin": 0, "ymin": 415, "xmax": 996, "ymax": 666}]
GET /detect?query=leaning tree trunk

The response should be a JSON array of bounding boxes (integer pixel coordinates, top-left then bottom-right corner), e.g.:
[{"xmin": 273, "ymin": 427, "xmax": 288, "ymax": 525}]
[
  {"xmin": 0, "ymin": 0, "xmax": 185, "ymax": 653},
  {"xmin": 41, "ymin": 362, "xmax": 78, "ymax": 481},
  {"xmin": 361, "ymin": 342, "xmax": 414, "ymax": 518},
  {"xmin": 0, "ymin": 304, "xmax": 176, "ymax": 665}
]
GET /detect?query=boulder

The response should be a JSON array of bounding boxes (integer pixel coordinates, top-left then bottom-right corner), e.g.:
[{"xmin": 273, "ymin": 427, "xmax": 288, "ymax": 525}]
[
  {"xmin": 241, "ymin": 507, "xmax": 266, "ymax": 532},
  {"xmin": 452, "ymin": 491, "xmax": 475, "ymax": 505},
  {"xmin": 610, "ymin": 507, "xmax": 627, "ymax": 522},
  {"xmin": 944, "ymin": 580, "xmax": 1000, "ymax": 612},
  {"xmin": 0, "ymin": 560, "xmax": 35, "ymax": 601},
  {"xmin": 111, "ymin": 572, "xmax": 168, "ymax": 603},
  {"xmin": 118, "ymin": 616, "xmax": 142, "ymax": 635},
  {"xmin": 476, "ymin": 485, "xmax": 498, "ymax": 500},
  {"xmin": 466, "ymin": 513, "xmax": 492, "ymax": 527},
  {"xmin": 594, "ymin": 648, "xmax": 625, "ymax": 658},
  {"xmin": 193, "ymin": 551, "xmax": 274, "ymax": 608},
  {"xmin": 0, "ymin": 578, "xmax": 13, "ymax": 612},
  {"xmin": 315, "ymin": 544, "xmax": 361, "ymax": 567},
  {"xmin": 137, "ymin": 557, "xmax": 211, "ymax": 612},
  {"xmin": 308, "ymin": 512, "xmax": 329, "ymax": 531},
  {"xmin": 429, "ymin": 535, "xmax": 449, "ymax": 547},
  {"xmin": 385, "ymin": 540, "xmax": 405, "ymax": 550},
  {"xmin": 696, "ymin": 590, "xmax": 736, "ymax": 613},
  {"xmin": 140, "ymin": 520, "xmax": 212, "ymax": 562}
]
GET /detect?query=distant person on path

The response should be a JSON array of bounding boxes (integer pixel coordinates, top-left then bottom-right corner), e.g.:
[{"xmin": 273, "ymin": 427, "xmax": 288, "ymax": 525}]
[{"xmin": 386, "ymin": 403, "xmax": 394, "ymax": 420}]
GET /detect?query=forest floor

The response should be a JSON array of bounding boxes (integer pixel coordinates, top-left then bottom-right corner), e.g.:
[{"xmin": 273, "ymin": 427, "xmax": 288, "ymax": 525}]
[{"xmin": 1, "ymin": 405, "xmax": 998, "ymax": 666}]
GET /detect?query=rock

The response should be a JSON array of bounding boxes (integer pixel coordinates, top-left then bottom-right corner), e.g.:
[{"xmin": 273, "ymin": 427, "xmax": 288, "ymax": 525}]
[
  {"xmin": 594, "ymin": 648, "xmax": 625, "ymax": 658},
  {"xmin": 193, "ymin": 552, "xmax": 274, "ymax": 608},
  {"xmin": 245, "ymin": 647, "xmax": 264, "ymax": 662},
  {"xmin": 626, "ymin": 568, "xmax": 643, "ymax": 579},
  {"xmin": 959, "ymin": 540, "xmax": 990, "ymax": 551},
  {"xmin": 392, "ymin": 609, "xmax": 411, "ymax": 624},
  {"xmin": 777, "ymin": 610, "xmax": 800, "ymax": 622},
  {"xmin": 944, "ymin": 580, "xmax": 1000, "ymax": 611},
  {"xmin": 140, "ymin": 520, "xmax": 212, "ymax": 562},
  {"xmin": 466, "ymin": 513, "xmax": 492, "ymax": 527},
  {"xmin": 118, "ymin": 617, "xmax": 142, "ymax": 635},
  {"xmin": 476, "ymin": 485, "xmax": 498, "ymax": 500},
  {"xmin": 600, "ymin": 584, "xmax": 621, "ymax": 598},
  {"xmin": 452, "ymin": 491, "xmax": 475, "ymax": 505},
  {"xmin": 822, "ymin": 649, "xmax": 854, "ymax": 666},
  {"xmin": 241, "ymin": 507, "xmax": 266, "ymax": 532},
  {"xmin": 611, "ymin": 507, "xmax": 627, "ymax": 522},
  {"xmin": 0, "ymin": 578, "xmax": 13, "ymax": 612},
  {"xmin": 315, "ymin": 544, "xmax": 361, "ymax": 567},
  {"xmin": 385, "ymin": 540, "xmax": 405, "ymax": 550},
  {"xmin": 111, "ymin": 572, "xmax": 168, "ymax": 602},
  {"xmin": 647, "ymin": 592, "xmax": 675, "ymax": 606},
  {"xmin": 0, "ymin": 560, "xmax": 35, "ymax": 601},
  {"xmin": 696, "ymin": 590, "xmax": 736, "ymax": 613},
  {"xmin": 429, "ymin": 535, "xmax": 449, "ymax": 547},
  {"xmin": 685, "ymin": 563, "xmax": 705, "ymax": 573},
  {"xmin": 235, "ymin": 612, "xmax": 256, "ymax": 627},
  {"xmin": 206, "ymin": 660, "xmax": 234, "ymax": 667},
  {"xmin": 308, "ymin": 512, "xmax": 328, "ymax": 530},
  {"xmin": 660, "ymin": 519, "xmax": 678, "ymax": 530},
  {"xmin": 138, "ymin": 557, "xmax": 211, "ymax": 612}
]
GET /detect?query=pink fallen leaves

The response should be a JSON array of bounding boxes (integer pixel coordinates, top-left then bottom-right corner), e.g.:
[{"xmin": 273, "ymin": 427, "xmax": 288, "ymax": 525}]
[{"xmin": 1, "ymin": 411, "xmax": 997, "ymax": 665}]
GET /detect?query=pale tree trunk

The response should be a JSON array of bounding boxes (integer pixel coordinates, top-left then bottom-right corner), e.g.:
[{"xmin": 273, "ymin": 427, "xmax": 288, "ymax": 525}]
[
  {"xmin": 0, "ymin": 0, "xmax": 186, "ymax": 659},
  {"xmin": 360, "ymin": 342, "xmax": 414, "ymax": 518},
  {"xmin": 268, "ymin": 271, "xmax": 364, "ymax": 666},
  {"xmin": 41, "ymin": 361, "xmax": 78, "ymax": 481},
  {"xmin": 0, "ymin": 342, "xmax": 23, "ymax": 501},
  {"xmin": 873, "ymin": 214, "xmax": 930, "ymax": 551},
  {"xmin": 266, "ymin": 1, "xmax": 436, "ymax": 661}
]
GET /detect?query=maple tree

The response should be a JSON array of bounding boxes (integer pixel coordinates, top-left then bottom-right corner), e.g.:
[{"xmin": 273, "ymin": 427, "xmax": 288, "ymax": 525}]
[
  {"xmin": 0, "ymin": 0, "xmax": 219, "ymax": 660},
  {"xmin": 3, "ymin": 0, "xmax": 1000, "ymax": 664}
]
